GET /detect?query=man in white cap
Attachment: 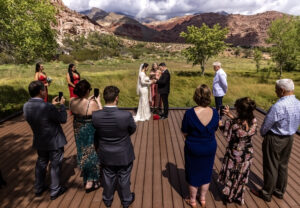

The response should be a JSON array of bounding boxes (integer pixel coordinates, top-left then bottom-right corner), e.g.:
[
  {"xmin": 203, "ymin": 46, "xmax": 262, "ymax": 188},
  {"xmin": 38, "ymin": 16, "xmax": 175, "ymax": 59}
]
[
  {"xmin": 252, "ymin": 79, "xmax": 300, "ymax": 202},
  {"xmin": 212, "ymin": 61, "xmax": 227, "ymax": 118}
]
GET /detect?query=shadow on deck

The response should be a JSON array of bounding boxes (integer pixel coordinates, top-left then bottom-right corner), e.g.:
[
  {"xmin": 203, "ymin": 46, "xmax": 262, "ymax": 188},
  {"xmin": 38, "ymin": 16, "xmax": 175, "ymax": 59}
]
[{"xmin": 0, "ymin": 110, "xmax": 299, "ymax": 208}]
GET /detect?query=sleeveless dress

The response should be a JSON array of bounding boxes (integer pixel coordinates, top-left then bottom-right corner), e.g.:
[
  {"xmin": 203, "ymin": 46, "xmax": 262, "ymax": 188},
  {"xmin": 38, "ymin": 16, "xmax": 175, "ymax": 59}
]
[
  {"xmin": 72, "ymin": 100, "xmax": 100, "ymax": 183},
  {"xmin": 134, "ymin": 72, "xmax": 152, "ymax": 122},
  {"xmin": 68, "ymin": 73, "xmax": 80, "ymax": 98},
  {"xmin": 218, "ymin": 118, "xmax": 257, "ymax": 204},
  {"xmin": 181, "ymin": 107, "xmax": 219, "ymax": 186},
  {"xmin": 38, "ymin": 74, "xmax": 48, "ymax": 102}
]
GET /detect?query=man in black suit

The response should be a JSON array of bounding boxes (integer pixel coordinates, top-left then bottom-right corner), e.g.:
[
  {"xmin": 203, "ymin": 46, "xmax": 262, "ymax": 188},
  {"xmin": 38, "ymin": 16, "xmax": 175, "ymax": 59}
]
[
  {"xmin": 23, "ymin": 81, "xmax": 67, "ymax": 200},
  {"xmin": 155, "ymin": 62, "xmax": 170, "ymax": 119},
  {"xmin": 92, "ymin": 86, "xmax": 136, "ymax": 208}
]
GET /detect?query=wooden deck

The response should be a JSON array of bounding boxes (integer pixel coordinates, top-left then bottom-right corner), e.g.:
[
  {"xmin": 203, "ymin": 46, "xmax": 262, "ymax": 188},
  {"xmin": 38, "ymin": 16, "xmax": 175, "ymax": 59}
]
[{"xmin": 0, "ymin": 110, "xmax": 300, "ymax": 208}]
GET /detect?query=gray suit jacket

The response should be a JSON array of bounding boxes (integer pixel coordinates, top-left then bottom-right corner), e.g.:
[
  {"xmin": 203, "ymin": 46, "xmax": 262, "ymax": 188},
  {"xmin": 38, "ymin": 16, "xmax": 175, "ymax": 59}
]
[
  {"xmin": 23, "ymin": 98, "xmax": 67, "ymax": 151},
  {"xmin": 92, "ymin": 107, "xmax": 136, "ymax": 166}
]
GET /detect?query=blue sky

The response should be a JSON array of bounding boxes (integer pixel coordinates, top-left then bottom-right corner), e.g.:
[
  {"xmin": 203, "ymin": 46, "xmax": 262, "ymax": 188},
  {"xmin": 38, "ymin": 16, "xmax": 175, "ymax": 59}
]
[{"xmin": 62, "ymin": 0, "xmax": 300, "ymax": 20}]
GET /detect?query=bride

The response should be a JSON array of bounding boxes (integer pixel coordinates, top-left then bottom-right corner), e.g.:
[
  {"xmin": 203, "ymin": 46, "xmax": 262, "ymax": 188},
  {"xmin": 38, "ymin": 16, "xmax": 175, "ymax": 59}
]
[{"xmin": 134, "ymin": 63, "xmax": 153, "ymax": 122}]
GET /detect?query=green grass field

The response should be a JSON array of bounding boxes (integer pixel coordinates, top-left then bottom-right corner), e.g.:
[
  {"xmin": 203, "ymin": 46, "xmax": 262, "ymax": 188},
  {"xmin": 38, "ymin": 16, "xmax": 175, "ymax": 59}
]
[{"xmin": 1, "ymin": 54, "xmax": 300, "ymax": 119}]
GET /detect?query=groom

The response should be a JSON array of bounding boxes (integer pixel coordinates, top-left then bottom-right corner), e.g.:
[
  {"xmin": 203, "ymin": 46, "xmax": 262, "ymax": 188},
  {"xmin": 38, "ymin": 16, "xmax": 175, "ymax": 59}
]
[{"xmin": 155, "ymin": 62, "xmax": 170, "ymax": 119}]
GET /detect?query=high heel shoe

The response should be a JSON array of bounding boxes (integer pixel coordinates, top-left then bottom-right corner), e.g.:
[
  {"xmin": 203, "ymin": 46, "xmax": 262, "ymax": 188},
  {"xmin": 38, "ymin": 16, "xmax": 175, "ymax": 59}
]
[
  {"xmin": 85, "ymin": 181, "xmax": 100, "ymax": 193},
  {"xmin": 199, "ymin": 200, "xmax": 206, "ymax": 208},
  {"xmin": 184, "ymin": 198, "xmax": 197, "ymax": 208}
]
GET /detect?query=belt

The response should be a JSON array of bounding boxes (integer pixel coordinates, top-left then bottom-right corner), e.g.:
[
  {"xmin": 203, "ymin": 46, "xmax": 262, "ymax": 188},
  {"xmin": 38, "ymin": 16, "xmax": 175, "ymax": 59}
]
[{"xmin": 267, "ymin": 131, "xmax": 292, "ymax": 138}]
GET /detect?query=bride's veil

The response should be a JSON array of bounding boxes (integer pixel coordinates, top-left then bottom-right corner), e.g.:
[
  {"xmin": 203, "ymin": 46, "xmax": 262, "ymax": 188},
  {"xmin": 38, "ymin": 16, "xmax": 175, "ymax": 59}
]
[{"xmin": 136, "ymin": 63, "xmax": 144, "ymax": 95}]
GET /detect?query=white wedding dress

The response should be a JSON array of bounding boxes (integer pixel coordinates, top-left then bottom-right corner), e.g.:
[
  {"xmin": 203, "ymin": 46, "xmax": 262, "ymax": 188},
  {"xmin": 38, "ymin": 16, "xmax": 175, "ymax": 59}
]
[{"xmin": 134, "ymin": 71, "xmax": 152, "ymax": 122}]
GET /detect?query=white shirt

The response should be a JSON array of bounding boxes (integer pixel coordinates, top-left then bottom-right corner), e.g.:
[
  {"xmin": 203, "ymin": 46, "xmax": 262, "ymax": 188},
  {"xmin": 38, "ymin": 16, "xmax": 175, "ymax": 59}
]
[{"xmin": 213, "ymin": 68, "xmax": 228, "ymax": 97}]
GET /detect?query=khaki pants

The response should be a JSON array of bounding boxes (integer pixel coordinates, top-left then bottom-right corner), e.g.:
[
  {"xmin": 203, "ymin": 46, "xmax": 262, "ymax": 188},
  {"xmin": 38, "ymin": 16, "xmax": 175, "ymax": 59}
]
[{"xmin": 262, "ymin": 133, "xmax": 294, "ymax": 199}]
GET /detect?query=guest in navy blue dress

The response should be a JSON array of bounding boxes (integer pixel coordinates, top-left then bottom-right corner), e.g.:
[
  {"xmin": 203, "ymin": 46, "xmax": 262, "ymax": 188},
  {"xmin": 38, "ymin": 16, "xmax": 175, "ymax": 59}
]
[{"xmin": 182, "ymin": 84, "xmax": 219, "ymax": 208}]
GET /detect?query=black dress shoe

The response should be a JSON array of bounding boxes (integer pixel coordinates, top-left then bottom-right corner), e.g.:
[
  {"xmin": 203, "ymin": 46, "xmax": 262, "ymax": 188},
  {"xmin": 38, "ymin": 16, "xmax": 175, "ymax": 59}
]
[
  {"xmin": 50, "ymin": 186, "xmax": 67, "ymax": 200},
  {"xmin": 160, "ymin": 116, "xmax": 168, "ymax": 120},
  {"xmin": 273, "ymin": 191, "xmax": 283, "ymax": 199},
  {"xmin": 35, "ymin": 186, "xmax": 48, "ymax": 197},
  {"xmin": 103, "ymin": 200, "xmax": 112, "ymax": 207},
  {"xmin": 250, "ymin": 188, "xmax": 271, "ymax": 202},
  {"xmin": 123, "ymin": 192, "xmax": 135, "ymax": 208}
]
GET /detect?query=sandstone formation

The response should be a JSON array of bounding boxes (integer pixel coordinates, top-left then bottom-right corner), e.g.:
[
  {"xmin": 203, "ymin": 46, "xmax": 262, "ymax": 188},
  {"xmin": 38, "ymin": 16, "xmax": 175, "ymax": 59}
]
[
  {"xmin": 52, "ymin": 1, "xmax": 285, "ymax": 47},
  {"xmin": 50, "ymin": 0, "xmax": 110, "ymax": 46},
  {"xmin": 146, "ymin": 11, "xmax": 285, "ymax": 46},
  {"xmin": 83, "ymin": 8, "xmax": 166, "ymax": 42}
]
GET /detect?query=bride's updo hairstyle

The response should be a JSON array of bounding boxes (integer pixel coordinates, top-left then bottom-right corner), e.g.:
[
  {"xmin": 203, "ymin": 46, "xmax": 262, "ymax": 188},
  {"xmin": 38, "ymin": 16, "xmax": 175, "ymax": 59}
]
[
  {"xmin": 193, "ymin": 84, "xmax": 211, "ymax": 107},
  {"xmin": 142, "ymin": 63, "xmax": 149, "ymax": 69},
  {"xmin": 73, "ymin": 80, "xmax": 91, "ymax": 98}
]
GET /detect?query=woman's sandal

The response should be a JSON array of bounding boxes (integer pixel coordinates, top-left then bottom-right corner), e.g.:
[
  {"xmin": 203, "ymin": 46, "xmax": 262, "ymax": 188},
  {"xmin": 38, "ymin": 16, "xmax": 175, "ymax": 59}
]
[
  {"xmin": 184, "ymin": 198, "xmax": 197, "ymax": 208},
  {"xmin": 85, "ymin": 181, "xmax": 100, "ymax": 193},
  {"xmin": 199, "ymin": 200, "xmax": 206, "ymax": 208}
]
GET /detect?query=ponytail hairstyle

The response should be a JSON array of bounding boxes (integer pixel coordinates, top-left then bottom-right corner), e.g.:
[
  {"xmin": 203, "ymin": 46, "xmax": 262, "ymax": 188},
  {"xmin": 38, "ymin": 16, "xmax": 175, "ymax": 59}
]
[
  {"xmin": 68, "ymin": 64, "xmax": 80, "ymax": 84},
  {"xmin": 234, "ymin": 97, "xmax": 256, "ymax": 126}
]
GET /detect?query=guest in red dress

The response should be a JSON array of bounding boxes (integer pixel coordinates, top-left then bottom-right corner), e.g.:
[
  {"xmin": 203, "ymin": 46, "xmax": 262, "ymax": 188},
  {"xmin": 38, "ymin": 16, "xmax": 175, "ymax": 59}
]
[
  {"xmin": 66, "ymin": 64, "xmax": 80, "ymax": 98},
  {"xmin": 35, "ymin": 63, "xmax": 49, "ymax": 102}
]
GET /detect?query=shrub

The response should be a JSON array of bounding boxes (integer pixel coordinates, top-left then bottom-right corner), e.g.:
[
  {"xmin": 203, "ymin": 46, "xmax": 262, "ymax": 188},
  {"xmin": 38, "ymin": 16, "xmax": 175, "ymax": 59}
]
[
  {"xmin": 0, "ymin": 52, "xmax": 15, "ymax": 64},
  {"xmin": 59, "ymin": 54, "xmax": 74, "ymax": 64},
  {"xmin": 71, "ymin": 49, "xmax": 100, "ymax": 62},
  {"xmin": 131, "ymin": 50, "xmax": 141, "ymax": 59},
  {"xmin": 87, "ymin": 33, "xmax": 122, "ymax": 49}
]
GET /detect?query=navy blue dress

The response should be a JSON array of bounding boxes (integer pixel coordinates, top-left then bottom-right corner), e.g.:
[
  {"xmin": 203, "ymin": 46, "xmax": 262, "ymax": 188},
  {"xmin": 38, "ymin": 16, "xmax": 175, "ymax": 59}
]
[{"xmin": 181, "ymin": 107, "xmax": 219, "ymax": 187}]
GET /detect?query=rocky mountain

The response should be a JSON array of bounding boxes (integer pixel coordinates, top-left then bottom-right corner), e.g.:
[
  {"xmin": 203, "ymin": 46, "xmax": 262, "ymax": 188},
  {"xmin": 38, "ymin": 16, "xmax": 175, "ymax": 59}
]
[
  {"xmin": 52, "ymin": 2, "xmax": 284, "ymax": 47},
  {"xmin": 50, "ymin": 0, "xmax": 109, "ymax": 46},
  {"xmin": 146, "ymin": 11, "xmax": 284, "ymax": 46},
  {"xmin": 81, "ymin": 8, "xmax": 166, "ymax": 42},
  {"xmin": 81, "ymin": 6, "xmax": 284, "ymax": 46},
  {"xmin": 81, "ymin": 7, "xmax": 108, "ymax": 21}
]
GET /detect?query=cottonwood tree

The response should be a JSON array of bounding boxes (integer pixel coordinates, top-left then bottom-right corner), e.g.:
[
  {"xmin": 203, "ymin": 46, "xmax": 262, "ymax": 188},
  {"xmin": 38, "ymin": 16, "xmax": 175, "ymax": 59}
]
[
  {"xmin": 180, "ymin": 24, "xmax": 229, "ymax": 75},
  {"xmin": 267, "ymin": 16, "xmax": 299, "ymax": 77},
  {"xmin": 0, "ymin": 0, "xmax": 57, "ymax": 63},
  {"xmin": 254, "ymin": 48, "xmax": 263, "ymax": 72}
]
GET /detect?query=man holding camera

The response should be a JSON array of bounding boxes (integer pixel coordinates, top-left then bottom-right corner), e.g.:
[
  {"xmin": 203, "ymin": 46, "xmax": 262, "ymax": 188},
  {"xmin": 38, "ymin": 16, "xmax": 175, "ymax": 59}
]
[
  {"xmin": 23, "ymin": 80, "xmax": 67, "ymax": 200},
  {"xmin": 212, "ymin": 62, "xmax": 228, "ymax": 118}
]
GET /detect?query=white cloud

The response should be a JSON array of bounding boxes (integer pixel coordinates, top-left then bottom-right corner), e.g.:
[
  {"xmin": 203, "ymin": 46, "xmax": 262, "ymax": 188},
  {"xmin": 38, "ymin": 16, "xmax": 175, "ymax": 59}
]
[{"xmin": 62, "ymin": 0, "xmax": 300, "ymax": 19}]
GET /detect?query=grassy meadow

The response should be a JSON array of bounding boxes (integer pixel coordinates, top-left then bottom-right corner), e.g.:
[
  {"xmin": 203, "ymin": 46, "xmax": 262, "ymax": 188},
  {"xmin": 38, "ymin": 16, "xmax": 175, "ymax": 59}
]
[{"xmin": 1, "ymin": 53, "xmax": 300, "ymax": 119}]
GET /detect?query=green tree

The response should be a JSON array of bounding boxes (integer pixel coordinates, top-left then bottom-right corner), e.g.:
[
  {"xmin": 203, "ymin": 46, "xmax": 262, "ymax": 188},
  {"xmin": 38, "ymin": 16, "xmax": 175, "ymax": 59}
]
[
  {"xmin": 267, "ymin": 16, "xmax": 298, "ymax": 77},
  {"xmin": 234, "ymin": 47, "xmax": 241, "ymax": 57},
  {"xmin": 254, "ymin": 48, "xmax": 263, "ymax": 72},
  {"xmin": 0, "ymin": 0, "xmax": 57, "ymax": 63},
  {"xmin": 180, "ymin": 24, "xmax": 229, "ymax": 75}
]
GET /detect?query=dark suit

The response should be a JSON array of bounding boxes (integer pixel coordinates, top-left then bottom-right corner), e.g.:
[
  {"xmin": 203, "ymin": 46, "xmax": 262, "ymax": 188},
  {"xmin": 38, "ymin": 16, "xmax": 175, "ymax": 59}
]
[
  {"xmin": 156, "ymin": 69, "xmax": 170, "ymax": 117},
  {"xmin": 92, "ymin": 107, "xmax": 136, "ymax": 206},
  {"xmin": 23, "ymin": 98, "xmax": 67, "ymax": 196}
]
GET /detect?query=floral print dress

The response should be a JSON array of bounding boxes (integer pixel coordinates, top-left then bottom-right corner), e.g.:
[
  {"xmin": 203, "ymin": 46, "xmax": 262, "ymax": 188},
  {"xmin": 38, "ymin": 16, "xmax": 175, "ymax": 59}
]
[{"xmin": 218, "ymin": 118, "xmax": 257, "ymax": 204}]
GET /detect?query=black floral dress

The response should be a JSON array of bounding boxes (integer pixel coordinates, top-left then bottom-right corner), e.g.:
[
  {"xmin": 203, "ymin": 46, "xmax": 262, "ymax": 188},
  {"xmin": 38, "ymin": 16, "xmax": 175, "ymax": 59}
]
[{"xmin": 218, "ymin": 118, "xmax": 257, "ymax": 204}]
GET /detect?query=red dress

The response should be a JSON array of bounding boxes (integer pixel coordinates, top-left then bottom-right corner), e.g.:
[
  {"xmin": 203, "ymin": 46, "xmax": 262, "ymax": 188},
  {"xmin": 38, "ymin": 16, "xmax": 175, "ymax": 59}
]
[
  {"xmin": 68, "ymin": 74, "xmax": 80, "ymax": 98},
  {"xmin": 38, "ymin": 74, "xmax": 48, "ymax": 102}
]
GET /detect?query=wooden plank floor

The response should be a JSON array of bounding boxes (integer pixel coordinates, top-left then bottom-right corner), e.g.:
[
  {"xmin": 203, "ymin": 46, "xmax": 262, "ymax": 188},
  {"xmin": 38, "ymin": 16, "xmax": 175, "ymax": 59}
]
[{"xmin": 0, "ymin": 110, "xmax": 300, "ymax": 208}]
